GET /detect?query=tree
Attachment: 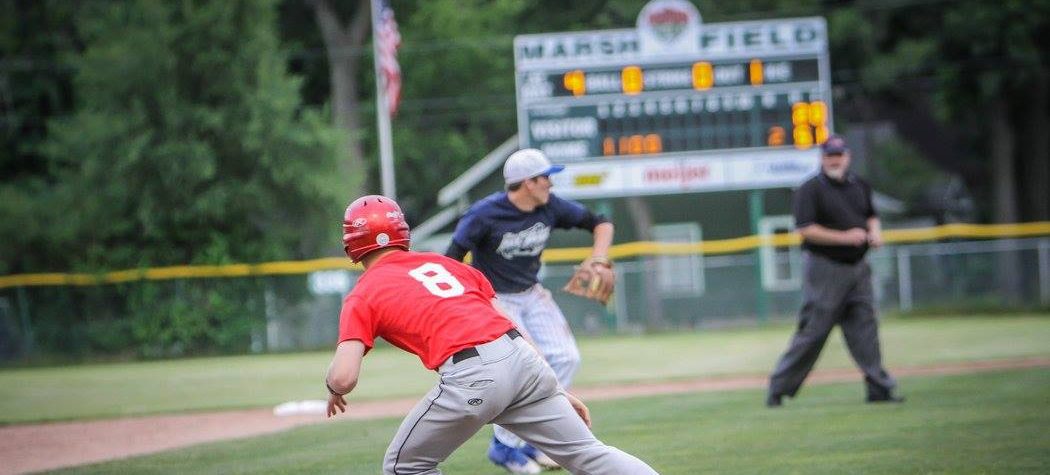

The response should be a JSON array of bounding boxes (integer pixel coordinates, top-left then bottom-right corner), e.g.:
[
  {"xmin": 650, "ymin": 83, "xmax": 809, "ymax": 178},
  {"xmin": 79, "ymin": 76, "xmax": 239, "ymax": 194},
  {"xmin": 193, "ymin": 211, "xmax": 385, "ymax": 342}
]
[
  {"xmin": 10, "ymin": 0, "xmax": 355, "ymax": 357},
  {"xmin": 304, "ymin": 0, "xmax": 372, "ymax": 201},
  {"xmin": 936, "ymin": 0, "xmax": 1049, "ymax": 222},
  {"xmin": 0, "ymin": 0, "xmax": 80, "ymax": 275},
  {"xmin": 41, "ymin": 0, "xmax": 347, "ymax": 271},
  {"xmin": 827, "ymin": 0, "xmax": 1049, "ymax": 222}
]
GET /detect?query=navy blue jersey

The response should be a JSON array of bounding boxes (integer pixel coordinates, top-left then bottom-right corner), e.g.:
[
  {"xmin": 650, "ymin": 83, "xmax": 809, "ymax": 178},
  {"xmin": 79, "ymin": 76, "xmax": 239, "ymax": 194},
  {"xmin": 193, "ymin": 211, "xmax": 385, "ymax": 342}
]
[{"xmin": 450, "ymin": 192, "xmax": 603, "ymax": 293}]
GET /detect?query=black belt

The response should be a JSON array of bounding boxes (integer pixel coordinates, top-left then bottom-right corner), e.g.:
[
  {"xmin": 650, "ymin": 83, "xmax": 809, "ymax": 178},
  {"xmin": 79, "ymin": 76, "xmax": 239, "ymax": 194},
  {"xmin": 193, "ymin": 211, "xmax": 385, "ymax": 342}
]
[{"xmin": 451, "ymin": 329, "xmax": 521, "ymax": 363}]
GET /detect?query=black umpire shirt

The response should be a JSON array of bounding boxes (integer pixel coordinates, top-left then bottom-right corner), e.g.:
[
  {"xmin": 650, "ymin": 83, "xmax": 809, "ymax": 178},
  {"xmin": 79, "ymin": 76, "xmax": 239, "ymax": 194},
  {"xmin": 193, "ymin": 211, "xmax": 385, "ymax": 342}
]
[{"xmin": 793, "ymin": 172, "xmax": 877, "ymax": 264}]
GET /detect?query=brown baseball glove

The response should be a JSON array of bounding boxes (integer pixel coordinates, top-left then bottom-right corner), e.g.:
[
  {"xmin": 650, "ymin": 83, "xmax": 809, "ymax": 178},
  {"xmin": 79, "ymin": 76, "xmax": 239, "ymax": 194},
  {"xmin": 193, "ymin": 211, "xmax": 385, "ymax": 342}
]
[{"xmin": 562, "ymin": 257, "xmax": 615, "ymax": 305}]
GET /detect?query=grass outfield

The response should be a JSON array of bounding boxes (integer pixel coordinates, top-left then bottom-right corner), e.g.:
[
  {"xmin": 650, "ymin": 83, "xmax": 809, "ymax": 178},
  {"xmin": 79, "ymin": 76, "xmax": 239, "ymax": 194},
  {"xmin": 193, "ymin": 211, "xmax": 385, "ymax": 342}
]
[
  {"xmin": 0, "ymin": 314, "xmax": 1048, "ymax": 424},
  {"xmin": 54, "ymin": 368, "xmax": 1050, "ymax": 474}
]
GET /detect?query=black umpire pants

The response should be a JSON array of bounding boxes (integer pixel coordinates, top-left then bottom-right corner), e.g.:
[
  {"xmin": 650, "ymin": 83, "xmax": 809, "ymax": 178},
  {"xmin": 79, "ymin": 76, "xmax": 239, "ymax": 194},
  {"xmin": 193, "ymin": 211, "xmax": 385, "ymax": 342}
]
[{"xmin": 769, "ymin": 251, "xmax": 897, "ymax": 399}]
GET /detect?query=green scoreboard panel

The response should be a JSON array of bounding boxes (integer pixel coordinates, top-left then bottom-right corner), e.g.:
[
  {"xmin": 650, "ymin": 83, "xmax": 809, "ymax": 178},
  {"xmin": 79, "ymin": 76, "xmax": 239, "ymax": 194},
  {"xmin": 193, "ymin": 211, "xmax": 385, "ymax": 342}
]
[
  {"xmin": 532, "ymin": 58, "xmax": 823, "ymax": 157},
  {"xmin": 514, "ymin": 4, "xmax": 831, "ymax": 198}
]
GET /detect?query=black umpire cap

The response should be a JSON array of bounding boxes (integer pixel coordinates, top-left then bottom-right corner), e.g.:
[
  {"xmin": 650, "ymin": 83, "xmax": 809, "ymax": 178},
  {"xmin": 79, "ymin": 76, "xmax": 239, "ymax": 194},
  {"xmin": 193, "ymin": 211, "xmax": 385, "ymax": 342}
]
[{"xmin": 821, "ymin": 135, "xmax": 849, "ymax": 155}]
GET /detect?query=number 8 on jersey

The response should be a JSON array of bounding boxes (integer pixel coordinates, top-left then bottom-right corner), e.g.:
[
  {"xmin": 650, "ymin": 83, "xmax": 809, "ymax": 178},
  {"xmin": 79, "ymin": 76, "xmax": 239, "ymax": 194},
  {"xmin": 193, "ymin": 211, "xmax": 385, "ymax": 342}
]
[{"xmin": 408, "ymin": 263, "xmax": 465, "ymax": 298}]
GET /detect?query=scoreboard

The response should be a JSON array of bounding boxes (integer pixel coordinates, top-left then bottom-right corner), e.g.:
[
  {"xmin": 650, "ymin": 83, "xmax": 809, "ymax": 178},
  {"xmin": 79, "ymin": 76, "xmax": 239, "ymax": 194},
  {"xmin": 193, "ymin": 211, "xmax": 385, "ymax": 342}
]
[
  {"xmin": 524, "ymin": 58, "xmax": 827, "ymax": 159},
  {"xmin": 513, "ymin": 1, "xmax": 831, "ymax": 198}
]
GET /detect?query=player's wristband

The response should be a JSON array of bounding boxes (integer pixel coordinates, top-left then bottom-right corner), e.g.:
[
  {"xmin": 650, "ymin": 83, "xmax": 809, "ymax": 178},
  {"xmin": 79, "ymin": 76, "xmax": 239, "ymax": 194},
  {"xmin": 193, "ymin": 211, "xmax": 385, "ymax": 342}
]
[
  {"xmin": 589, "ymin": 256, "xmax": 613, "ymax": 268},
  {"xmin": 326, "ymin": 381, "xmax": 345, "ymax": 397}
]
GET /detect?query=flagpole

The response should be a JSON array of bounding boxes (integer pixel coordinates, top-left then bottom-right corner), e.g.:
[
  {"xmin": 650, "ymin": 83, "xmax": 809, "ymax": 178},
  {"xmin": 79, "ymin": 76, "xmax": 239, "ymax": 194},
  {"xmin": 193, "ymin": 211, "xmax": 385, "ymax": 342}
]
[{"xmin": 370, "ymin": 0, "xmax": 396, "ymax": 200}]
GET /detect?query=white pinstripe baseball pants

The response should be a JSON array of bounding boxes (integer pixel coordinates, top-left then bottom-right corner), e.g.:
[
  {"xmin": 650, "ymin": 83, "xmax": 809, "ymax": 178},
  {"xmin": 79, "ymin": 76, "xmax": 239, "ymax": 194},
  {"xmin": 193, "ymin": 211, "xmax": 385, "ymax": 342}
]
[{"xmin": 493, "ymin": 284, "xmax": 581, "ymax": 447}]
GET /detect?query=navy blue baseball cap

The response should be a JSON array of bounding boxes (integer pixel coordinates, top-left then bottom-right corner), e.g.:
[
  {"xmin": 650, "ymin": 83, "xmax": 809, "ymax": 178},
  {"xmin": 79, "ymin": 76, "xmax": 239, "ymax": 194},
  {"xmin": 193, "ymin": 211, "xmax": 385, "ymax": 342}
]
[{"xmin": 821, "ymin": 135, "xmax": 849, "ymax": 155}]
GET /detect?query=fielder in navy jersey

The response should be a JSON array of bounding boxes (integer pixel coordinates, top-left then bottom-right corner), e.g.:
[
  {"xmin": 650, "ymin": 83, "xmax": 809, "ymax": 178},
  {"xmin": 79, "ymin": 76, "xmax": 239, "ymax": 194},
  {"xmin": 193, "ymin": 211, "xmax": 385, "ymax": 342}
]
[{"xmin": 446, "ymin": 149, "xmax": 614, "ymax": 473}]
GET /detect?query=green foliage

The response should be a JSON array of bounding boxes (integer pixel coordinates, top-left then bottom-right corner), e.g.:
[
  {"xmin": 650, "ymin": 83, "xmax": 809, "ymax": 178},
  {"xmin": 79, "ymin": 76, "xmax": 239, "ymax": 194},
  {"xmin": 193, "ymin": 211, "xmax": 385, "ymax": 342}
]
[
  {"xmin": 124, "ymin": 280, "xmax": 264, "ymax": 358},
  {"xmin": 40, "ymin": 0, "xmax": 348, "ymax": 272},
  {"xmin": 0, "ymin": 1, "xmax": 81, "ymax": 276},
  {"xmin": 1, "ymin": 0, "xmax": 352, "ymax": 356},
  {"xmin": 862, "ymin": 38, "xmax": 937, "ymax": 91},
  {"xmin": 0, "ymin": 183, "xmax": 54, "ymax": 275},
  {"xmin": 867, "ymin": 136, "xmax": 950, "ymax": 210},
  {"xmin": 0, "ymin": 0, "xmax": 78, "ymax": 179},
  {"xmin": 825, "ymin": 0, "xmax": 1049, "ymax": 220},
  {"xmin": 7, "ymin": 279, "xmax": 266, "ymax": 359},
  {"xmin": 937, "ymin": 0, "xmax": 1049, "ymax": 119},
  {"xmin": 382, "ymin": 0, "xmax": 522, "ymax": 217}
]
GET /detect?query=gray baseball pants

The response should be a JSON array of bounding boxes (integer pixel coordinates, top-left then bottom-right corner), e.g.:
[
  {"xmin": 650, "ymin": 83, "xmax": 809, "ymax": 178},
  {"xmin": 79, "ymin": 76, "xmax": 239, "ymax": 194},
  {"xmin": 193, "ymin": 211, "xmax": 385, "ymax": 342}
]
[
  {"xmin": 383, "ymin": 333, "xmax": 657, "ymax": 475},
  {"xmin": 769, "ymin": 251, "xmax": 897, "ymax": 399}
]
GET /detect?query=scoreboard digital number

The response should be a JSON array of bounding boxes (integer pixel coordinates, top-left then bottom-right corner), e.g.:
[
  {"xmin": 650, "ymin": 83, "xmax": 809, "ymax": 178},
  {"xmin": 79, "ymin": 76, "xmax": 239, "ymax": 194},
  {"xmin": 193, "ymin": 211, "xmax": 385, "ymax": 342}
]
[
  {"xmin": 524, "ymin": 58, "xmax": 828, "ymax": 161},
  {"xmin": 514, "ymin": 11, "xmax": 832, "ymax": 166}
]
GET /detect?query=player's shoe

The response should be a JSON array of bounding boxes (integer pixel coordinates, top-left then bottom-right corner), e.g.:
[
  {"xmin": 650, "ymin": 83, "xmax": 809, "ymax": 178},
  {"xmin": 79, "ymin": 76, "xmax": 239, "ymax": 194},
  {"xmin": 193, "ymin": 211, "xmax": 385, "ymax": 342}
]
[
  {"xmin": 488, "ymin": 438, "xmax": 542, "ymax": 474},
  {"xmin": 521, "ymin": 443, "xmax": 561, "ymax": 470}
]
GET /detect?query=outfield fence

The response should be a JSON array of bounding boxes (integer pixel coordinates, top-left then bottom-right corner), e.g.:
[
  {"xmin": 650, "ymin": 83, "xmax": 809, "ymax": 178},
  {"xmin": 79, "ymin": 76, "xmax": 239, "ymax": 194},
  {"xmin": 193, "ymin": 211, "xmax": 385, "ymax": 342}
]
[{"xmin": 0, "ymin": 223, "xmax": 1047, "ymax": 361}]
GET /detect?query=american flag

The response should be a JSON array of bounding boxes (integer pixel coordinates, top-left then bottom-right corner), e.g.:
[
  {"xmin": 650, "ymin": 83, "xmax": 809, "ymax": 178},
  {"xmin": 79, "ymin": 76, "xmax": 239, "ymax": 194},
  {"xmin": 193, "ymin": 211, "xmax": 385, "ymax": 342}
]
[{"xmin": 374, "ymin": 0, "xmax": 401, "ymax": 117}]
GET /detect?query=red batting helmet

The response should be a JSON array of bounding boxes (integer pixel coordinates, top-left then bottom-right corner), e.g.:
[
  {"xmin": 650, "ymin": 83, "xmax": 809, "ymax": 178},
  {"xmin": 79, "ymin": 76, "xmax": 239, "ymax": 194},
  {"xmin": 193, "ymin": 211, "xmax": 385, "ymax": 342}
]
[{"xmin": 342, "ymin": 195, "xmax": 411, "ymax": 262}]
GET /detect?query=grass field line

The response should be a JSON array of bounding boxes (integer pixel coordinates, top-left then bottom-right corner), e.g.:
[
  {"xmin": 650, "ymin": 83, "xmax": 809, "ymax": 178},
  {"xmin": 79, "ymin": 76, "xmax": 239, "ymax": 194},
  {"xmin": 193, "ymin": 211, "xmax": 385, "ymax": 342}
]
[{"xmin": 2, "ymin": 356, "xmax": 1047, "ymax": 475}]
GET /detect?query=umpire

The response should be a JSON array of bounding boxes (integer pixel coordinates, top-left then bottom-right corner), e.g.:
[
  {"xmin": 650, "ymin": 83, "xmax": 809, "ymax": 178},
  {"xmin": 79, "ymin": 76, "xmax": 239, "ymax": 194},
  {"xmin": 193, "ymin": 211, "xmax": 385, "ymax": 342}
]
[{"xmin": 767, "ymin": 135, "xmax": 904, "ymax": 407}]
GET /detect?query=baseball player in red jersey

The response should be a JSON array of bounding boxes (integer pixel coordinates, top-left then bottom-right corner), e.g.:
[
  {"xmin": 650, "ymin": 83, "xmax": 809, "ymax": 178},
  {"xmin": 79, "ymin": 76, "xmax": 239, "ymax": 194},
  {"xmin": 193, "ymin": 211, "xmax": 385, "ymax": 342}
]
[{"xmin": 325, "ymin": 195, "xmax": 658, "ymax": 475}]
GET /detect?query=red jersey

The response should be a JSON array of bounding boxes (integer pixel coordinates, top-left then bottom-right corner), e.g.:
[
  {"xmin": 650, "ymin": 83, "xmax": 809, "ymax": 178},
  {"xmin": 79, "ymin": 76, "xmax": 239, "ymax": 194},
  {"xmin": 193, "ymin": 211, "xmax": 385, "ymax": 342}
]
[{"xmin": 338, "ymin": 250, "xmax": 516, "ymax": 370}]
